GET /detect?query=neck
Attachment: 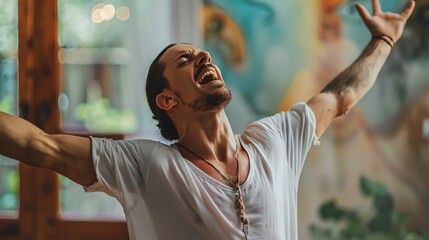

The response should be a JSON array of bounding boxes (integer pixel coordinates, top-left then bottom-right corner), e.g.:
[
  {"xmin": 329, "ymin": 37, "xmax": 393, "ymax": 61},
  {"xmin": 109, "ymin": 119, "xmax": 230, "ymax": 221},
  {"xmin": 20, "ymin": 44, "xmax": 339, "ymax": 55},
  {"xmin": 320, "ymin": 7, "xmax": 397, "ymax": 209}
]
[{"xmin": 175, "ymin": 110, "xmax": 236, "ymax": 163}]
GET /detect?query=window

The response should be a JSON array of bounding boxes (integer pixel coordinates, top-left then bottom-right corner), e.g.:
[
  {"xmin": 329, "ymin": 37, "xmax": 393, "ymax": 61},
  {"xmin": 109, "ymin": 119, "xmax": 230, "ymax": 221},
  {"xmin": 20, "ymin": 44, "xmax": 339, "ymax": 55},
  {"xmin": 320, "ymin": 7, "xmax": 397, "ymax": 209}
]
[
  {"xmin": 0, "ymin": 0, "xmax": 18, "ymax": 218},
  {"xmin": 0, "ymin": 0, "xmax": 201, "ymax": 239},
  {"xmin": 58, "ymin": 0, "xmax": 130, "ymax": 220},
  {"xmin": 0, "ymin": 0, "xmax": 129, "ymax": 238},
  {"xmin": 58, "ymin": 0, "xmax": 202, "ymax": 221}
]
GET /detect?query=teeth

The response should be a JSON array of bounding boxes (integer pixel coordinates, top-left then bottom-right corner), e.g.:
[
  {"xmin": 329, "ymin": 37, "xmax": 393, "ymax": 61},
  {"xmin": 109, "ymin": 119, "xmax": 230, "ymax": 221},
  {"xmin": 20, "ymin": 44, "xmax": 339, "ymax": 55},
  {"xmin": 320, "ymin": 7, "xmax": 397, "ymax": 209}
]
[{"xmin": 198, "ymin": 70, "xmax": 217, "ymax": 83}]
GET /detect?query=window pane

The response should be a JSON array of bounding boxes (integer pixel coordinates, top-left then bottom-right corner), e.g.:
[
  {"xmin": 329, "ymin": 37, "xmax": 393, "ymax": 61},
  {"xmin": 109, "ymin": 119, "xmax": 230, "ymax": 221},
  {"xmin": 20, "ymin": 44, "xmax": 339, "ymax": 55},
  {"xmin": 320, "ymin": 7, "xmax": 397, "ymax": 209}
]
[
  {"xmin": 60, "ymin": 176, "xmax": 124, "ymax": 220},
  {"xmin": 58, "ymin": 0, "xmax": 137, "ymax": 134},
  {"xmin": 0, "ymin": 157, "xmax": 19, "ymax": 215},
  {"xmin": 58, "ymin": 0, "xmax": 199, "ymax": 219},
  {"xmin": 0, "ymin": 0, "xmax": 18, "ymax": 216},
  {"xmin": 58, "ymin": 0, "xmax": 128, "ymax": 219}
]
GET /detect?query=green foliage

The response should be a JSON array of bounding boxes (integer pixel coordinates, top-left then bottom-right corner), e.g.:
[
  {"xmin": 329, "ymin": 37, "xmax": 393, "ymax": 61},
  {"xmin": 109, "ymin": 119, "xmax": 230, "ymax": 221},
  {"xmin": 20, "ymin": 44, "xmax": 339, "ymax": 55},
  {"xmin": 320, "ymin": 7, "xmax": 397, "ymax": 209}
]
[
  {"xmin": 75, "ymin": 97, "xmax": 137, "ymax": 133},
  {"xmin": 6, "ymin": 170, "xmax": 19, "ymax": 194},
  {"xmin": 0, "ymin": 96, "xmax": 13, "ymax": 114},
  {"xmin": 0, "ymin": 169, "xmax": 19, "ymax": 211},
  {"xmin": 309, "ymin": 176, "xmax": 429, "ymax": 240}
]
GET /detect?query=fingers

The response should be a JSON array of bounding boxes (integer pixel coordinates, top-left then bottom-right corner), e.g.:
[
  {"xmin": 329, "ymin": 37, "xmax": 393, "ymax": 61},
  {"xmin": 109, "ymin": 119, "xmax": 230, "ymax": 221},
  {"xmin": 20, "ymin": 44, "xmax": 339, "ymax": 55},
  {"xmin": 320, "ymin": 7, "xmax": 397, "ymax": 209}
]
[
  {"xmin": 355, "ymin": 4, "xmax": 371, "ymax": 21},
  {"xmin": 372, "ymin": 0, "xmax": 382, "ymax": 14},
  {"xmin": 400, "ymin": 0, "xmax": 415, "ymax": 20}
]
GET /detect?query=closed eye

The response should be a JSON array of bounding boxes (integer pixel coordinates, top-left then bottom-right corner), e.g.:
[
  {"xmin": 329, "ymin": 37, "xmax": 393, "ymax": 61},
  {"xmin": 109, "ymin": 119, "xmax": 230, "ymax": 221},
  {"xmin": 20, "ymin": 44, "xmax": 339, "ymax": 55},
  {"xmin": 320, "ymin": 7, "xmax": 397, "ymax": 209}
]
[
  {"xmin": 178, "ymin": 54, "xmax": 191, "ymax": 67},
  {"xmin": 176, "ymin": 50, "xmax": 195, "ymax": 67}
]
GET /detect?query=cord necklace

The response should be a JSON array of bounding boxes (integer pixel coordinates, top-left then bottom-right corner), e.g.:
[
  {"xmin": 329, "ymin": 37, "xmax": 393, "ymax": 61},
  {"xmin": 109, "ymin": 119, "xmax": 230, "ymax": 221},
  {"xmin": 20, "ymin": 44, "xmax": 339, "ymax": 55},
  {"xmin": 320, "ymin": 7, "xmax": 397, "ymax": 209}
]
[{"xmin": 176, "ymin": 138, "xmax": 250, "ymax": 233}]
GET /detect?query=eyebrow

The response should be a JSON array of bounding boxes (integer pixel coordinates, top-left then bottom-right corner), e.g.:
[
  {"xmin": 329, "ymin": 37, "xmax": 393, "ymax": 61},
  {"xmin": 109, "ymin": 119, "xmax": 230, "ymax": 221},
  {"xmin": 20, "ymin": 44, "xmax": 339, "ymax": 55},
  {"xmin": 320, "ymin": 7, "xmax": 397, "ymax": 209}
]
[
  {"xmin": 174, "ymin": 49, "xmax": 200, "ymax": 63},
  {"xmin": 174, "ymin": 51, "xmax": 190, "ymax": 62}
]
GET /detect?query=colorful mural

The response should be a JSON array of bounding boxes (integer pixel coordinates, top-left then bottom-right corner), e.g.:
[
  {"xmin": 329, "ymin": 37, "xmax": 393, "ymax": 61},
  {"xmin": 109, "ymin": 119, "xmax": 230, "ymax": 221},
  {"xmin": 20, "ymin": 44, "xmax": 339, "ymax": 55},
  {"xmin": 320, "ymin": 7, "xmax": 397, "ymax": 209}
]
[
  {"xmin": 202, "ymin": 0, "xmax": 311, "ymax": 131},
  {"xmin": 201, "ymin": 0, "xmax": 429, "ymax": 239}
]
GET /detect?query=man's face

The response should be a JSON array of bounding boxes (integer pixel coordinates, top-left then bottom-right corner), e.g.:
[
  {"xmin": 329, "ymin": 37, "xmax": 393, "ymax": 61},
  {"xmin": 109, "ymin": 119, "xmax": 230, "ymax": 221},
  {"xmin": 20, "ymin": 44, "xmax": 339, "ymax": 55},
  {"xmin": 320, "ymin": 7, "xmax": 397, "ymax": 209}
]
[{"xmin": 159, "ymin": 44, "xmax": 231, "ymax": 112}]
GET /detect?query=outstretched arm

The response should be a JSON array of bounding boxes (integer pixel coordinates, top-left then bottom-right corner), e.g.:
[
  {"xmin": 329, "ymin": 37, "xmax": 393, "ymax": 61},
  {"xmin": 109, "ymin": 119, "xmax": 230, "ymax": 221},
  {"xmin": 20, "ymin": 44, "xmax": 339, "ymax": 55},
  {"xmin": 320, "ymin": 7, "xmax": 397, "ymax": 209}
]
[
  {"xmin": 0, "ymin": 111, "xmax": 96, "ymax": 186},
  {"xmin": 308, "ymin": 0, "xmax": 415, "ymax": 138}
]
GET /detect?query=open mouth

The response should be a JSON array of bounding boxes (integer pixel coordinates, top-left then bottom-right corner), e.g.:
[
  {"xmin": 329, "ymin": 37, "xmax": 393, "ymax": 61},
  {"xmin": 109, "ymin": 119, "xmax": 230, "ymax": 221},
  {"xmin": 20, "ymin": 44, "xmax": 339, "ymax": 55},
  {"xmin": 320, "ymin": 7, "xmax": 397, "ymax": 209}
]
[{"xmin": 195, "ymin": 66, "xmax": 219, "ymax": 85}]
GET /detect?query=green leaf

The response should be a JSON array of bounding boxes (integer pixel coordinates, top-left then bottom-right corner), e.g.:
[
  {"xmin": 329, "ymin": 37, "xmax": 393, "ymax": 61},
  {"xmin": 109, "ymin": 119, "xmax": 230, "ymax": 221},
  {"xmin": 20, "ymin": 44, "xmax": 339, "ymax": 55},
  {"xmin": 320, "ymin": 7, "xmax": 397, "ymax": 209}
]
[
  {"xmin": 374, "ymin": 194, "xmax": 394, "ymax": 213},
  {"xmin": 0, "ymin": 96, "xmax": 13, "ymax": 114},
  {"xmin": 320, "ymin": 200, "xmax": 345, "ymax": 221},
  {"xmin": 6, "ymin": 170, "xmax": 19, "ymax": 194},
  {"xmin": 312, "ymin": 176, "xmax": 429, "ymax": 239},
  {"xmin": 368, "ymin": 212, "xmax": 392, "ymax": 232},
  {"xmin": 360, "ymin": 175, "xmax": 388, "ymax": 197}
]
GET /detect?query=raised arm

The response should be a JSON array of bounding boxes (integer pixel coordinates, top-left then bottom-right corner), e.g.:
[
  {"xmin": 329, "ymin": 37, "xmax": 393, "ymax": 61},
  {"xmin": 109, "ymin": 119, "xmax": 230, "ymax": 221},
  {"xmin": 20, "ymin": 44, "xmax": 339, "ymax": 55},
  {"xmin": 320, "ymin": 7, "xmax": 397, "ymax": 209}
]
[
  {"xmin": 0, "ymin": 111, "xmax": 96, "ymax": 186},
  {"xmin": 308, "ymin": 0, "xmax": 415, "ymax": 138}
]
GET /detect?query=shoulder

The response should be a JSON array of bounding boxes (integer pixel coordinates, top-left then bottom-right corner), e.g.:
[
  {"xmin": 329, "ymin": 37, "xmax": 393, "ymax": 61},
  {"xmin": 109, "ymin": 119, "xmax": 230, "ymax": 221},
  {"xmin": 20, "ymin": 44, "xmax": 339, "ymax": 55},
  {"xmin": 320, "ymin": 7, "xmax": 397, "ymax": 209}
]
[
  {"xmin": 245, "ymin": 102, "xmax": 315, "ymax": 133},
  {"xmin": 241, "ymin": 102, "xmax": 318, "ymax": 147},
  {"xmin": 90, "ymin": 137, "xmax": 175, "ymax": 158}
]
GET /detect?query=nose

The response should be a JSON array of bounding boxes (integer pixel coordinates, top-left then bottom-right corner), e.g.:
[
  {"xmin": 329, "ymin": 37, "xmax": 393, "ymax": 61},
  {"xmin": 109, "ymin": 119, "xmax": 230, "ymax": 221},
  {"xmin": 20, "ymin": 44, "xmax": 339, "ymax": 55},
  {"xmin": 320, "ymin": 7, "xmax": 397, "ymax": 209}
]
[{"xmin": 195, "ymin": 50, "xmax": 211, "ymax": 66}]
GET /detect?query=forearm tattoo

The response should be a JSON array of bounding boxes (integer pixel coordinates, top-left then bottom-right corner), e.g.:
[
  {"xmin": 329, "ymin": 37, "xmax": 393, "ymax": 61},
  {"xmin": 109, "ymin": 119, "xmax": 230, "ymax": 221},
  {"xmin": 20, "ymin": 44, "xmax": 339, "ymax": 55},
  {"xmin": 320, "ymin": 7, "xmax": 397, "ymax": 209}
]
[{"xmin": 321, "ymin": 40, "xmax": 385, "ymax": 95}]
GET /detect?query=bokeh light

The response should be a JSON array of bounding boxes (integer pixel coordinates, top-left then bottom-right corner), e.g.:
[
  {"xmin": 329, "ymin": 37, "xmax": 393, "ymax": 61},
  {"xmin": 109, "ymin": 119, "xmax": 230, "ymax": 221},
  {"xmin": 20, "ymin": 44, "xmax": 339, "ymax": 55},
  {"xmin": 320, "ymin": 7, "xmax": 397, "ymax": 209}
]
[
  {"xmin": 101, "ymin": 4, "xmax": 115, "ymax": 21},
  {"xmin": 91, "ymin": 8, "xmax": 103, "ymax": 23},
  {"xmin": 116, "ymin": 6, "xmax": 130, "ymax": 21},
  {"xmin": 91, "ymin": 3, "xmax": 118, "ymax": 23}
]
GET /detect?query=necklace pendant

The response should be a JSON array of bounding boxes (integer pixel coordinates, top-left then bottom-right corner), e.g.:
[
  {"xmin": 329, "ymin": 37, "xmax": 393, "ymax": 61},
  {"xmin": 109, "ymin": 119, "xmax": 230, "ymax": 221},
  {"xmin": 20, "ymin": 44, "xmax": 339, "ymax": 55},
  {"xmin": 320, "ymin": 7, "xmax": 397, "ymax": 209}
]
[
  {"xmin": 241, "ymin": 215, "xmax": 250, "ymax": 225},
  {"xmin": 236, "ymin": 188, "xmax": 249, "ymax": 225},
  {"xmin": 239, "ymin": 207, "xmax": 250, "ymax": 225}
]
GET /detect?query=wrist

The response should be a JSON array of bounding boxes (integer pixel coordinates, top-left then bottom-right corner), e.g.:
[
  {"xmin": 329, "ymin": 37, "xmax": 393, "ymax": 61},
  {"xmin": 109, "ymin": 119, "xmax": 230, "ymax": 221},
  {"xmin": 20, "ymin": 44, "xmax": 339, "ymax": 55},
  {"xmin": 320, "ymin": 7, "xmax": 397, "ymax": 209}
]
[{"xmin": 372, "ymin": 34, "xmax": 394, "ymax": 48}]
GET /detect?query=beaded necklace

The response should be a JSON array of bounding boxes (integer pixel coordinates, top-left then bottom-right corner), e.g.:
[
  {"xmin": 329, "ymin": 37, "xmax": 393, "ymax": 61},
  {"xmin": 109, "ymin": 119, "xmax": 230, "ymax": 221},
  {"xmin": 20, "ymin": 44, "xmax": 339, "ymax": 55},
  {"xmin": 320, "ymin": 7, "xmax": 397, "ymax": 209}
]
[{"xmin": 176, "ymin": 137, "xmax": 250, "ymax": 238}]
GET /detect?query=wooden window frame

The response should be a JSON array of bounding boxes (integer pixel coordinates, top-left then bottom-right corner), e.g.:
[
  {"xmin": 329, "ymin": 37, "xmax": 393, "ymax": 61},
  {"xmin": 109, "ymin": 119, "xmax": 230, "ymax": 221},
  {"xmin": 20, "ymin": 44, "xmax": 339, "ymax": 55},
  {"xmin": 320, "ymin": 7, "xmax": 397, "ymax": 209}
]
[{"xmin": 0, "ymin": 1, "xmax": 128, "ymax": 239}]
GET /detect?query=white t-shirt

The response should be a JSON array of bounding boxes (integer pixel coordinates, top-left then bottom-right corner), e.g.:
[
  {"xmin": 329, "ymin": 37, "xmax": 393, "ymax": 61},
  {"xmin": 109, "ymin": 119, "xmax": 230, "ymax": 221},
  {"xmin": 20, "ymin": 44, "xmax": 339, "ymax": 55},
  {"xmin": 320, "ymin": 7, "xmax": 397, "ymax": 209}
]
[{"xmin": 86, "ymin": 103, "xmax": 319, "ymax": 240}]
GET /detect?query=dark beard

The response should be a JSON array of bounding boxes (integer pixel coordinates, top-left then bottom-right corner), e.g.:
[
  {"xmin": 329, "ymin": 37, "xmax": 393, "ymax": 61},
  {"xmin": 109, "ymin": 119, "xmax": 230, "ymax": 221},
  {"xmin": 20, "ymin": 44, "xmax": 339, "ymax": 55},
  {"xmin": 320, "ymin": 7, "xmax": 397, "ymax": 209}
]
[{"xmin": 188, "ymin": 88, "xmax": 232, "ymax": 111}]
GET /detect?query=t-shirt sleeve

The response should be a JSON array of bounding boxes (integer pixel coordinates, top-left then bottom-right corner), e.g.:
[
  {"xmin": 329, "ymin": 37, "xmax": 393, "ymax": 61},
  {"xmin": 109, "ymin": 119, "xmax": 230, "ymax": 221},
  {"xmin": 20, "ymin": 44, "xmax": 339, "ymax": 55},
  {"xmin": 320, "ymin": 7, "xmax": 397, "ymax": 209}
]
[
  {"xmin": 84, "ymin": 137, "xmax": 147, "ymax": 209},
  {"xmin": 243, "ymin": 102, "xmax": 319, "ymax": 178}
]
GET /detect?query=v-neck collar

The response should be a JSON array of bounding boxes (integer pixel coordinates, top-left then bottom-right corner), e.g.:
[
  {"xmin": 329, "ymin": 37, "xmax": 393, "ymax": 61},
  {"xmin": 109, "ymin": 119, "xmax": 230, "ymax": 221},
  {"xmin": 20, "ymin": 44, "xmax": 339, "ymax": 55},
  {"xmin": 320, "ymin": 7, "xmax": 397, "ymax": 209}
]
[{"xmin": 172, "ymin": 134, "xmax": 254, "ymax": 192}]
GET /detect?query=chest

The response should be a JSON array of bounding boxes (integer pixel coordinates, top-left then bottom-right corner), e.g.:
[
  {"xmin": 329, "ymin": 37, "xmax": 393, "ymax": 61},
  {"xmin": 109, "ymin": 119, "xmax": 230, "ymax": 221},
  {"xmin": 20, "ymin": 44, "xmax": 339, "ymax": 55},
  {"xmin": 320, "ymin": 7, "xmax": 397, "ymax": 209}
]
[{"xmin": 190, "ymin": 147, "xmax": 250, "ymax": 186}]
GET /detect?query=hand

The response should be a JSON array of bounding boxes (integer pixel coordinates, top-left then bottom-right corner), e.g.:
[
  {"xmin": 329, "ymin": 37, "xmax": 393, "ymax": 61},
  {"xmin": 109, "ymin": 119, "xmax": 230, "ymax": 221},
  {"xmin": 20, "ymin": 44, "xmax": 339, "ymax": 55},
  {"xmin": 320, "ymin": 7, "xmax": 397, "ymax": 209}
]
[{"xmin": 355, "ymin": 0, "xmax": 415, "ymax": 44}]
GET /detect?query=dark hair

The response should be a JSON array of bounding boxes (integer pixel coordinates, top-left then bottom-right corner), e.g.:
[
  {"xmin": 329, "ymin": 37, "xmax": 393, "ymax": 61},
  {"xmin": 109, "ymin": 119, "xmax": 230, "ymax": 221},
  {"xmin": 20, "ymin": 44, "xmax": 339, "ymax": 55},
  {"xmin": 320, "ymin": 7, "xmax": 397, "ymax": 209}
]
[{"xmin": 145, "ymin": 43, "xmax": 179, "ymax": 140}]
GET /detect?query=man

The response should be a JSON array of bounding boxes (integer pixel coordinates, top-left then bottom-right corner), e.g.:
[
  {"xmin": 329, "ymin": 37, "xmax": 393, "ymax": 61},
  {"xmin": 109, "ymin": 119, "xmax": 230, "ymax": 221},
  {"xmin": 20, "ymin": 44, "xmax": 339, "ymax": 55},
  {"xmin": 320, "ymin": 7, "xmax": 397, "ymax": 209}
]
[{"xmin": 0, "ymin": 0, "xmax": 415, "ymax": 239}]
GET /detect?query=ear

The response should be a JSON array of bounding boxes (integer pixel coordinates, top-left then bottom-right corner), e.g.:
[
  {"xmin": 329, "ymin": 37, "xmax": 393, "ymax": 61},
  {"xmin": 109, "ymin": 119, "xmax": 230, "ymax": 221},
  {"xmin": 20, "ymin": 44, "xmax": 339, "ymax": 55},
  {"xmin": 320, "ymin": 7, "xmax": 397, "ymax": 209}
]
[{"xmin": 156, "ymin": 91, "xmax": 178, "ymax": 111}]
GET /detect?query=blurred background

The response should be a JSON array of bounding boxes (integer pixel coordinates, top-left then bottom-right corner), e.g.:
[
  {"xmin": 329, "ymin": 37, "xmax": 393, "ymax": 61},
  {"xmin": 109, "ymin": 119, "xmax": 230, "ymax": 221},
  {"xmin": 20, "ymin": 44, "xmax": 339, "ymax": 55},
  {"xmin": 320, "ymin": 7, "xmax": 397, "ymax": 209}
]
[{"xmin": 0, "ymin": 0, "xmax": 428, "ymax": 239}]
